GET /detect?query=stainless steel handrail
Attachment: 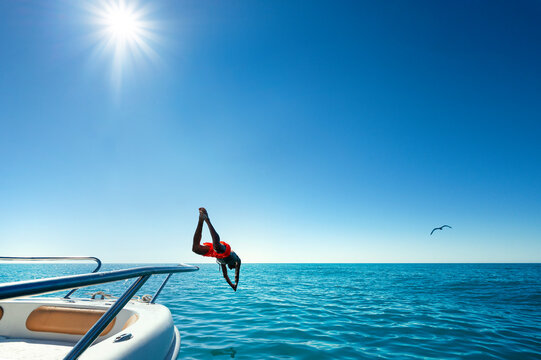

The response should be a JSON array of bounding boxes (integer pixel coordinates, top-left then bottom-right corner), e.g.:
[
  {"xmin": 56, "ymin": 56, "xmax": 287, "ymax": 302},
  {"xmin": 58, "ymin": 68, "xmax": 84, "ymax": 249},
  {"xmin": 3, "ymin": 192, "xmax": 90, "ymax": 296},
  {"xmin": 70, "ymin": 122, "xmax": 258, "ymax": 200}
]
[
  {"xmin": 0, "ymin": 264, "xmax": 198, "ymax": 301},
  {"xmin": 0, "ymin": 256, "xmax": 102, "ymax": 298},
  {"xmin": 0, "ymin": 264, "xmax": 199, "ymax": 360}
]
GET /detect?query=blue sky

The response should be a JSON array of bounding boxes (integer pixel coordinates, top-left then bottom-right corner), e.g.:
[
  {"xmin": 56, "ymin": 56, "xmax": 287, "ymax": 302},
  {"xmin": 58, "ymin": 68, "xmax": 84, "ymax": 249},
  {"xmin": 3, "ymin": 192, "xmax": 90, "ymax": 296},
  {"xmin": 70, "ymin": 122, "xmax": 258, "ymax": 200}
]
[{"xmin": 1, "ymin": 0, "xmax": 540, "ymax": 263}]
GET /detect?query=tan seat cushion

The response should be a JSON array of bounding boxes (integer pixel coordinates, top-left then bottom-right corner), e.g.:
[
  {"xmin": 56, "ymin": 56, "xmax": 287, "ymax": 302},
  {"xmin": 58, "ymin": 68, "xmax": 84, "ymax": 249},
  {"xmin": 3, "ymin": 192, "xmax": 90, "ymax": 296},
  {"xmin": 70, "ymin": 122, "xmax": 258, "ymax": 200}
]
[
  {"xmin": 26, "ymin": 306, "xmax": 116, "ymax": 336},
  {"xmin": 122, "ymin": 314, "xmax": 139, "ymax": 330}
]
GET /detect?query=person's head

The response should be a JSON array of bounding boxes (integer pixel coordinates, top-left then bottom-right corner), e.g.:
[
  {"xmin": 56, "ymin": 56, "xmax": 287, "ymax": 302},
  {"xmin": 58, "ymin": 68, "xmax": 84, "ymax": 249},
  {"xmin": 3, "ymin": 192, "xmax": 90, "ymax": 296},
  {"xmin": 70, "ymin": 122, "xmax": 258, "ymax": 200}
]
[{"xmin": 228, "ymin": 256, "xmax": 241, "ymax": 270}]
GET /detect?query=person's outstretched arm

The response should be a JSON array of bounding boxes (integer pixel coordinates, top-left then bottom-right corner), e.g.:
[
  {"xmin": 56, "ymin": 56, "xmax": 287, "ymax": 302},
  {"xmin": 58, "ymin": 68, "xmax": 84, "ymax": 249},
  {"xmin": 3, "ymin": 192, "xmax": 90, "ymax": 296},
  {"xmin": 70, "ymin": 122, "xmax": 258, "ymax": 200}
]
[
  {"xmin": 234, "ymin": 261, "xmax": 241, "ymax": 289},
  {"xmin": 221, "ymin": 265, "xmax": 237, "ymax": 291}
]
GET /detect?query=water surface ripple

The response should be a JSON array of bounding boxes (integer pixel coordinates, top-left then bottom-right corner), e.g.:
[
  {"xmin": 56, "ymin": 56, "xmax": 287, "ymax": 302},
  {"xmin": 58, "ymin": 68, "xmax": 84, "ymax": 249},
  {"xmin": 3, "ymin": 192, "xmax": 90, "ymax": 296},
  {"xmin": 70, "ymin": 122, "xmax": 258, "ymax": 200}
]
[{"xmin": 1, "ymin": 263, "xmax": 539, "ymax": 359}]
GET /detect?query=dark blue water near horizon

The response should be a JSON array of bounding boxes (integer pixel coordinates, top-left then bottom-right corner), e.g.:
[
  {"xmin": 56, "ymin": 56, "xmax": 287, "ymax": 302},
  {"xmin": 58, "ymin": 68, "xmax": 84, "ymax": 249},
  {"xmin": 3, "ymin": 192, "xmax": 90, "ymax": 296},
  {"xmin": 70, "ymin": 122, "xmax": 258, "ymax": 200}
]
[{"xmin": 1, "ymin": 263, "xmax": 540, "ymax": 359}]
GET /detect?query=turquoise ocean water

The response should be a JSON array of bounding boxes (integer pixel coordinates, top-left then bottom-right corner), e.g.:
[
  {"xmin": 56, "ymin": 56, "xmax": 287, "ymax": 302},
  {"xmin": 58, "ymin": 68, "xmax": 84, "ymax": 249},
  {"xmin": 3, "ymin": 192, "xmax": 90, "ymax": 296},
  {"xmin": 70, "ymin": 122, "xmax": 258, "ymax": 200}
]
[{"xmin": 1, "ymin": 263, "xmax": 540, "ymax": 359}]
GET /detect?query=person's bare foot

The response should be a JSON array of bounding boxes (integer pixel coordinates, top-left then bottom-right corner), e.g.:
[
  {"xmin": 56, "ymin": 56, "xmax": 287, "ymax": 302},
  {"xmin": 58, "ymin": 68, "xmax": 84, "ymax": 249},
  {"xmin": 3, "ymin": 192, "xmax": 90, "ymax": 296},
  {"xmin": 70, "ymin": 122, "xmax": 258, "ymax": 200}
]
[{"xmin": 199, "ymin": 207, "xmax": 208, "ymax": 221}]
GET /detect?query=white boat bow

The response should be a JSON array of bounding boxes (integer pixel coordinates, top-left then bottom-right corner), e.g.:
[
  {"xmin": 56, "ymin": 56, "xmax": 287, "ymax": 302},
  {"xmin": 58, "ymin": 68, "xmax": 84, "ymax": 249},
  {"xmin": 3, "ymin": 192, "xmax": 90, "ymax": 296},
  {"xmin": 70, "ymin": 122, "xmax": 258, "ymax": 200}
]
[{"xmin": 0, "ymin": 257, "xmax": 198, "ymax": 360}]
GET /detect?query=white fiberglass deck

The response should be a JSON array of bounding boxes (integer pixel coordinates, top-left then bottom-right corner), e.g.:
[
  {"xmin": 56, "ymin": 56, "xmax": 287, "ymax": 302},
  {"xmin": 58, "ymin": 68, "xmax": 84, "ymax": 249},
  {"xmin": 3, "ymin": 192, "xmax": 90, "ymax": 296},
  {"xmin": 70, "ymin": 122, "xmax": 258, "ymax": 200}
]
[{"xmin": 0, "ymin": 337, "xmax": 72, "ymax": 360}]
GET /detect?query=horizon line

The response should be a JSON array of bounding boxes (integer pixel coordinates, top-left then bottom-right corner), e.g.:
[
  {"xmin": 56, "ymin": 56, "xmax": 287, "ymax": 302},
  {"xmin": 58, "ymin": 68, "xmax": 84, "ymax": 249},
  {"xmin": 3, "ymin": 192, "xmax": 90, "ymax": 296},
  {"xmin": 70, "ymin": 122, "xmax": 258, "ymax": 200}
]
[{"xmin": 3, "ymin": 261, "xmax": 539, "ymax": 265}]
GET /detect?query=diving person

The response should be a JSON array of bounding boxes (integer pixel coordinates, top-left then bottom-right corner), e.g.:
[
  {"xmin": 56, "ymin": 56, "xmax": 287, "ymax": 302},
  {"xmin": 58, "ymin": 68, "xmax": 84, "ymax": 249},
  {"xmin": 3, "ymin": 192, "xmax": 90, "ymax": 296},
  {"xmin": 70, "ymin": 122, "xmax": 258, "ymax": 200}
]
[{"xmin": 192, "ymin": 207, "xmax": 241, "ymax": 291}]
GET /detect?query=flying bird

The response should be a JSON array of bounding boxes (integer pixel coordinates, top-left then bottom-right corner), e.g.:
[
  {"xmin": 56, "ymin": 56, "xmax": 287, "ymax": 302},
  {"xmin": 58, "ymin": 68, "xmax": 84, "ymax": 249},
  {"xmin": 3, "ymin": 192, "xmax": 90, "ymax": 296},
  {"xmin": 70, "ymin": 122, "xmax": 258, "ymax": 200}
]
[{"xmin": 430, "ymin": 225, "xmax": 452, "ymax": 235}]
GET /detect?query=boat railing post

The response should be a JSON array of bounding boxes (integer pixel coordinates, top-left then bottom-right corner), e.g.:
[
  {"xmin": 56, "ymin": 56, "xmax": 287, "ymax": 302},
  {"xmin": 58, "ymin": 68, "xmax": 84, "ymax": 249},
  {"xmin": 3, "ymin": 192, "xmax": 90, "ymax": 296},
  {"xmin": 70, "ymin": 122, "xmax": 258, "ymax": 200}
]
[
  {"xmin": 150, "ymin": 273, "xmax": 173, "ymax": 304},
  {"xmin": 64, "ymin": 275, "xmax": 151, "ymax": 360}
]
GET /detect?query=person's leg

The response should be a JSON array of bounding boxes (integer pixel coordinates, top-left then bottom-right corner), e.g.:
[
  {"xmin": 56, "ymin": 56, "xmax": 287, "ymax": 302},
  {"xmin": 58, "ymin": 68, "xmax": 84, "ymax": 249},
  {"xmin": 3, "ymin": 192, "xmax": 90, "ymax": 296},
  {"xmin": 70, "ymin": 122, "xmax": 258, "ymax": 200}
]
[
  {"xmin": 206, "ymin": 219, "xmax": 226, "ymax": 253},
  {"xmin": 200, "ymin": 208, "xmax": 226, "ymax": 254},
  {"xmin": 192, "ymin": 217, "xmax": 210, "ymax": 255}
]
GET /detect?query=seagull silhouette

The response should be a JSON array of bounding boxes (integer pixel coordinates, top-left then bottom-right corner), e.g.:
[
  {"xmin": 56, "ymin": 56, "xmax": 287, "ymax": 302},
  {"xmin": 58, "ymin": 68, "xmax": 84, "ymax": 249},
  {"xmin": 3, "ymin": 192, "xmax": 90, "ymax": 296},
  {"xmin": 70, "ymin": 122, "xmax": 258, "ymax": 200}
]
[{"xmin": 430, "ymin": 225, "xmax": 452, "ymax": 235}]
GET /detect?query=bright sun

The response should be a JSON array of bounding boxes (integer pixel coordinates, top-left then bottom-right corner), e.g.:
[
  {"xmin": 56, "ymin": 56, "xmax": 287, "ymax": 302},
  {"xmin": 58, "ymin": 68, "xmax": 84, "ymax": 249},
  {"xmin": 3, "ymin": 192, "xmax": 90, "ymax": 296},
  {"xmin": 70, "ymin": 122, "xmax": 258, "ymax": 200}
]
[
  {"xmin": 105, "ymin": 5, "xmax": 139, "ymax": 41},
  {"xmin": 86, "ymin": 0, "xmax": 159, "ymax": 89}
]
